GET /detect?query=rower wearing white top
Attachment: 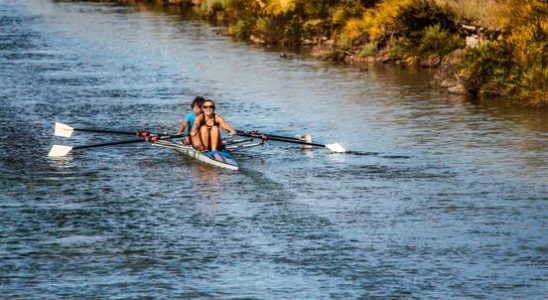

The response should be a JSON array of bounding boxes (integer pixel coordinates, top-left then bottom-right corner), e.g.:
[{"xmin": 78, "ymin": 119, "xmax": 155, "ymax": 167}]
[{"xmin": 190, "ymin": 99, "xmax": 237, "ymax": 151}]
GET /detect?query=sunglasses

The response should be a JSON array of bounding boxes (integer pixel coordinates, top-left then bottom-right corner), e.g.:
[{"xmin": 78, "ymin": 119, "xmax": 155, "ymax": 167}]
[{"xmin": 202, "ymin": 105, "xmax": 215, "ymax": 109}]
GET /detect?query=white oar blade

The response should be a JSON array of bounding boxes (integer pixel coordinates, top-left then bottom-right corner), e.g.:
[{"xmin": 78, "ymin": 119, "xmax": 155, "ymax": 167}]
[
  {"xmin": 325, "ymin": 143, "xmax": 346, "ymax": 153},
  {"xmin": 48, "ymin": 145, "xmax": 73, "ymax": 157},
  {"xmin": 54, "ymin": 122, "xmax": 74, "ymax": 138}
]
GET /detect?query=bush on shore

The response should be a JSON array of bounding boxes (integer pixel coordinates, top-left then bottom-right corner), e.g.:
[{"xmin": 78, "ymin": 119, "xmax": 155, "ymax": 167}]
[
  {"xmin": 458, "ymin": 0, "xmax": 547, "ymax": 106},
  {"xmin": 121, "ymin": 0, "xmax": 548, "ymax": 107}
]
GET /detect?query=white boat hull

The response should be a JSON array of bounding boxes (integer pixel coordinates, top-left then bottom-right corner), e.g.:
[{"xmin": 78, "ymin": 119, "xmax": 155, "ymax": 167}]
[{"xmin": 153, "ymin": 140, "xmax": 239, "ymax": 170}]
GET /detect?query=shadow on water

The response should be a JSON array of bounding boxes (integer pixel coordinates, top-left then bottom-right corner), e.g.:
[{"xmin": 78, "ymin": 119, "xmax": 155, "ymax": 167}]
[{"xmin": 346, "ymin": 150, "xmax": 411, "ymax": 159}]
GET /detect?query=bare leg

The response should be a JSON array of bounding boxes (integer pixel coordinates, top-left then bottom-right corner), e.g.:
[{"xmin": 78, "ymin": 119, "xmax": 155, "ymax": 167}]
[
  {"xmin": 200, "ymin": 125, "xmax": 211, "ymax": 151},
  {"xmin": 191, "ymin": 134, "xmax": 202, "ymax": 150},
  {"xmin": 209, "ymin": 126, "xmax": 221, "ymax": 151}
]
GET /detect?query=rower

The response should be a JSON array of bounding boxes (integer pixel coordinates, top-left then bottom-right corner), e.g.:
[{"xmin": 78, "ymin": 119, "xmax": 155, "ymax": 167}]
[
  {"xmin": 177, "ymin": 96, "xmax": 205, "ymax": 145},
  {"xmin": 190, "ymin": 99, "xmax": 236, "ymax": 151}
]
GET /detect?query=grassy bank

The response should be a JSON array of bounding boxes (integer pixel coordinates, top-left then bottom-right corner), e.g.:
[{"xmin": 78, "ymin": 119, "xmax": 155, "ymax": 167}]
[{"xmin": 124, "ymin": 0, "xmax": 548, "ymax": 108}]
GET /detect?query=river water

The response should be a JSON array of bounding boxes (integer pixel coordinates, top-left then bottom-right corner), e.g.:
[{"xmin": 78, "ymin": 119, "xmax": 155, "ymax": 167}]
[{"xmin": 1, "ymin": 1, "xmax": 547, "ymax": 298}]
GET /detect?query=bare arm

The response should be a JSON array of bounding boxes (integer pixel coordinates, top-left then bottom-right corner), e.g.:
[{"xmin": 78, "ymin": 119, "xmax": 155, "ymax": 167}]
[
  {"xmin": 189, "ymin": 114, "xmax": 204, "ymax": 150},
  {"xmin": 217, "ymin": 115, "xmax": 236, "ymax": 136},
  {"xmin": 190, "ymin": 114, "xmax": 203, "ymax": 135},
  {"xmin": 177, "ymin": 120, "xmax": 189, "ymax": 135}
]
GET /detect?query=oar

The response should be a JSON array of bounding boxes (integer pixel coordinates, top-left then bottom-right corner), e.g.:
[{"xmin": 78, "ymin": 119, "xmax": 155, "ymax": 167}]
[
  {"xmin": 48, "ymin": 134, "xmax": 185, "ymax": 157},
  {"xmin": 236, "ymin": 130, "xmax": 303, "ymax": 141},
  {"xmin": 54, "ymin": 122, "xmax": 143, "ymax": 138},
  {"xmin": 236, "ymin": 130, "xmax": 347, "ymax": 153}
]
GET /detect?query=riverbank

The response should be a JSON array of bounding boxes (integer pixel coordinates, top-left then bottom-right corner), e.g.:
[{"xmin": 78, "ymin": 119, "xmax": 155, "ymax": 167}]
[{"xmin": 117, "ymin": 0, "xmax": 546, "ymax": 108}]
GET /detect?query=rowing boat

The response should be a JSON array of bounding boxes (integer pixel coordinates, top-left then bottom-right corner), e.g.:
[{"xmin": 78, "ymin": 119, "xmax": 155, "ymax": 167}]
[
  {"xmin": 154, "ymin": 140, "xmax": 240, "ymax": 170},
  {"xmin": 49, "ymin": 122, "xmax": 347, "ymax": 171}
]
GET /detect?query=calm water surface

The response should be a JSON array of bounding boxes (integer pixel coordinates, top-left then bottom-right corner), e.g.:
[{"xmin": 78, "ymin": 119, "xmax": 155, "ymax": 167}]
[{"xmin": 1, "ymin": 1, "xmax": 547, "ymax": 298}]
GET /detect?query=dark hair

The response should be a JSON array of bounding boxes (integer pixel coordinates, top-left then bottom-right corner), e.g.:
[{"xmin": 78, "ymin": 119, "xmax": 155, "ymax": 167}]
[
  {"xmin": 191, "ymin": 96, "xmax": 205, "ymax": 108},
  {"xmin": 202, "ymin": 99, "xmax": 215, "ymax": 109}
]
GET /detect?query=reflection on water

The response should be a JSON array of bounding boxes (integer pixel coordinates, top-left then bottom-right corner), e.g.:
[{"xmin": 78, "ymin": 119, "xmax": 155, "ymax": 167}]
[
  {"xmin": 46, "ymin": 156, "xmax": 77, "ymax": 169},
  {"xmin": 1, "ymin": 0, "xmax": 547, "ymax": 299}
]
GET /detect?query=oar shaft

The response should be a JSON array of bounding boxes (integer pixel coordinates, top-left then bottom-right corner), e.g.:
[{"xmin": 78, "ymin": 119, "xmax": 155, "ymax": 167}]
[
  {"xmin": 73, "ymin": 138, "xmax": 146, "ymax": 150},
  {"xmin": 73, "ymin": 134, "xmax": 185, "ymax": 150},
  {"xmin": 266, "ymin": 136, "xmax": 327, "ymax": 148},
  {"xmin": 236, "ymin": 130, "xmax": 302, "ymax": 141},
  {"xmin": 237, "ymin": 131, "xmax": 327, "ymax": 148},
  {"xmin": 74, "ymin": 128, "xmax": 138, "ymax": 135}
]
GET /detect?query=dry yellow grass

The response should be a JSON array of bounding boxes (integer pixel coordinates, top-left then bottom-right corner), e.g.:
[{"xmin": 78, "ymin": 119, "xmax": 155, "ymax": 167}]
[
  {"xmin": 434, "ymin": 0, "xmax": 508, "ymax": 27},
  {"xmin": 262, "ymin": 0, "xmax": 297, "ymax": 16}
]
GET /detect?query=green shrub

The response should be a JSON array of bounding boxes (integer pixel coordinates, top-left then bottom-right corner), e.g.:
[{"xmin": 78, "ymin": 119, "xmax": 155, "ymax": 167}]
[
  {"xmin": 418, "ymin": 24, "xmax": 464, "ymax": 56},
  {"xmin": 359, "ymin": 42, "xmax": 377, "ymax": 56},
  {"xmin": 281, "ymin": 15, "xmax": 304, "ymax": 45},
  {"xmin": 329, "ymin": 0, "xmax": 365, "ymax": 27},
  {"xmin": 335, "ymin": 17, "xmax": 369, "ymax": 52},
  {"xmin": 394, "ymin": 0, "xmax": 457, "ymax": 41},
  {"xmin": 228, "ymin": 19, "xmax": 253, "ymax": 40},
  {"xmin": 335, "ymin": 33, "xmax": 353, "ymax": 52},
  {"xmin": 390, "ymin": 24, "xmax": 463, "ymax": 64},
  {"xmin": 200, "ymin": 0, "xmax": 226, "ymax": 19},
  {"xmin": 460, "ymin": 41, "xmax": 517, "ymax": 95},
  {"xmin": 301, "ymin": 18, "xmax": 326, "ymax": 39},
  {"xmin": 458, "ymin": 0, "xmax": 548, "ymax": 106},
  {"xmin": 390, "ymin": 37, "xmax": 412, "ymax": 60},
  {"xmin": 520, "ymin": 64, "xmax": 548, "ymax": 106}
]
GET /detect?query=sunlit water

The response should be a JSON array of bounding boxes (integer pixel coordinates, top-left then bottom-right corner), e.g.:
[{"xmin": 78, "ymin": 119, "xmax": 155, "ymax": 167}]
[{"xmin": 1, "ymin": 1, "xmax": 547, "ymax": 298}]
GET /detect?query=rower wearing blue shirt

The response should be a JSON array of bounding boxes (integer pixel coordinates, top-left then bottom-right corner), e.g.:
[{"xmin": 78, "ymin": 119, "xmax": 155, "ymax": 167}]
[{"xmin": 177, "ymin": 96, "xmax": 205, "ymax": 144}]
